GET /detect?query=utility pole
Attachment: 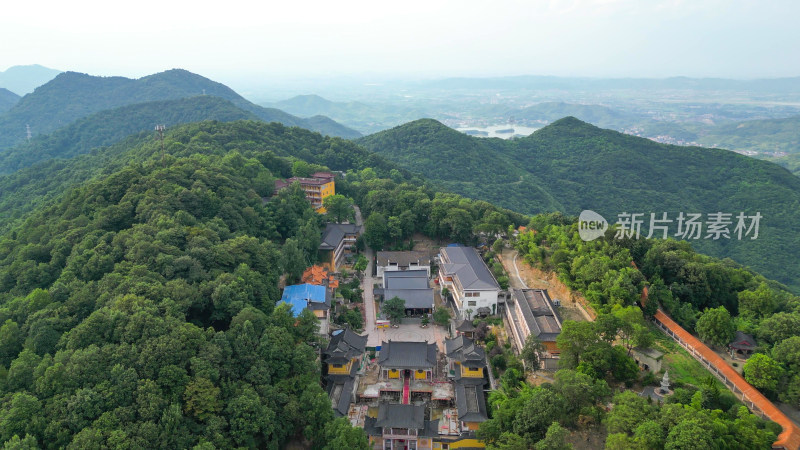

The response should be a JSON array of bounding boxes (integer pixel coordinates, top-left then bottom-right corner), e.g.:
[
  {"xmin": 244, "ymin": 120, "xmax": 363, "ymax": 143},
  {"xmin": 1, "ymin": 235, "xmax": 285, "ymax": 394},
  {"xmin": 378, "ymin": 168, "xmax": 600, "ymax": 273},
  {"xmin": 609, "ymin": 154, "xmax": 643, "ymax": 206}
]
[{"xmin": 155, "ymin": 124, "xmax": 166, "ymax": 164}]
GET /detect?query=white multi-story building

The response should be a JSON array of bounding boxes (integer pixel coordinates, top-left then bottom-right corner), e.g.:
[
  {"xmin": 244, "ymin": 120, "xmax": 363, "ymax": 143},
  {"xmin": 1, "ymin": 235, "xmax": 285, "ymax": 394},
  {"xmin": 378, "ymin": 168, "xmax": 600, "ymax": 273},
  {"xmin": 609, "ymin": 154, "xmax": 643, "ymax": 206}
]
[{"xmin": 437, "ymin": 246, "xmax": 501, "ymax": 318}]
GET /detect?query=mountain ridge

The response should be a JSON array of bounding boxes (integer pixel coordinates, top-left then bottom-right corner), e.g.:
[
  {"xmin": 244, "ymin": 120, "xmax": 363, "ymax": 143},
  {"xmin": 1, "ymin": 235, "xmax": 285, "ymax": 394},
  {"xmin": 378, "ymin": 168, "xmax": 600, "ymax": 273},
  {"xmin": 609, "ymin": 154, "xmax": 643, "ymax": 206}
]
[
  {"xmin": 359, "ymin": 116, "xmax": 800, "ymax": 291},
  {"xmin": 0, "ymin": 64, "xmax": 62, "ymax": 95},
  {"xmin": 0, "ymin": 69, "xmax": 360, "ymax": 150}
]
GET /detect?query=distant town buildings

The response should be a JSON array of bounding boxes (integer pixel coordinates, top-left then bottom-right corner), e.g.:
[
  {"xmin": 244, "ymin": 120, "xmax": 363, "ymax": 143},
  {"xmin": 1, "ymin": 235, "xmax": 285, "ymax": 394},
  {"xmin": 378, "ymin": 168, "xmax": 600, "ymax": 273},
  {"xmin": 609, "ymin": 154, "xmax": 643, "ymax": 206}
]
[{"xmin": 274, "ymin": 171, "xmax": 335, "ymax": 213}]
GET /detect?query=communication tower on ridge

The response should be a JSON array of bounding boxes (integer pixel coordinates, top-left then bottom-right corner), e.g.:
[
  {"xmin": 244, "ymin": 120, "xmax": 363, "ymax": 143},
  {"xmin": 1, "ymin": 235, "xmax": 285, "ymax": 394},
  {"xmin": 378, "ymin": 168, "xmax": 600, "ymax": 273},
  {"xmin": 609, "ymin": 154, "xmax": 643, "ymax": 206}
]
[{"xmin": 155, "ymin": 124, "xmax": 166, "ymax": 163}]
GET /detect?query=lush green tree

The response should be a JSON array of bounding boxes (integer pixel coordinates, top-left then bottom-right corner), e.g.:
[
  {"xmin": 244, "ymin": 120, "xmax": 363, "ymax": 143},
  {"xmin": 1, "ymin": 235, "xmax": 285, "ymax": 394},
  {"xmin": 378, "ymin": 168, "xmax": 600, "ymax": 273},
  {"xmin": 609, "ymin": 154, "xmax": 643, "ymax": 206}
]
[
  {"xmin": 323, "ymin": 194, "xmax": 354, "ymax": 223},
  {"xmin": 743, "ymin": 353, "xmax": 784, "ymax": 393},
  {"xmin": 383, "ymin": 297, "xmax": 406, "ymax": 324},
  {"xmin": 534, "ymin": 422, "xmax": 572, "ymax": 450},
  {"xmin": 487, "ymin": 432, "xmax": 528, "ymax": 450},
  {"xmin": 695, "ymin": 306, "xmax": 735, "ymax": 348},
  {"xmin": 183, "ymin": 377, "xmax": 222, "ymax": 422},
  {"xmin": 556, "ymin": 321, "xmax": 599, "ymax": 369},
  {"xmin": 738, "ymin": 283, "xmax": 777, "ymax": 320},
  {"xmin": 772, "ymin": 336, "xmax": 800, "ymax": 372},
  {"xmin": 633, "ymin": 420, "xmax": 665, "ymax": 449},
  {"xmin": 282, "ymin": 238, "xmax": 305, "ymax": 283},
  {"xmin": 604, "ymin": 433, "xmax": 635, "ymax": 450},
  {"xmin": 758, "ymin": 312, "xmax": 800, "ymax": 343},
  {"xmin": 605, "ymin": 391, "xmax": 654, "ymax": 435},
  {"xmin": 433, "ymin": 307, "xmax": 451, "ymax": 327},
  {"xmin": 520, "ymin": 335, "xmax": 544, "ymax": 373},
  {"xmin": 553, "ymin": 369, "xmax": 610, "ymax": 420},
  {"xmin": 664, "ymin": 419, "xmax": 713, "ymax": 450},
  {"xmin": 319, "ymin": 417, "xmax": 369, "ymax": 450},
  {"xmin": 512, "ymin": 387, "xmax": 567, "ymax": 444},
  {"xmin": 2, "ymin": 434, "xmax": 38, "ymax": 450},
  {"xmin": 363, "ymin": 212, "xmax": 388, "ymax": 250},
  {"xmin": 353, "ymin": 254, "xmax": 368, "ymax": 274}
]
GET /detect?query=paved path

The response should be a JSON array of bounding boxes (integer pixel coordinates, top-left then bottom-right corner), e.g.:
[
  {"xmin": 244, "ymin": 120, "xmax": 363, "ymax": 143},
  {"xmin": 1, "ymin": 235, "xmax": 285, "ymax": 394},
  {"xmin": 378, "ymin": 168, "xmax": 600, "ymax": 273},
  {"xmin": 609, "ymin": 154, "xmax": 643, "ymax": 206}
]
[{"xmin": 353, "ymin": 206, "xmax": 380, "ymax": 347}]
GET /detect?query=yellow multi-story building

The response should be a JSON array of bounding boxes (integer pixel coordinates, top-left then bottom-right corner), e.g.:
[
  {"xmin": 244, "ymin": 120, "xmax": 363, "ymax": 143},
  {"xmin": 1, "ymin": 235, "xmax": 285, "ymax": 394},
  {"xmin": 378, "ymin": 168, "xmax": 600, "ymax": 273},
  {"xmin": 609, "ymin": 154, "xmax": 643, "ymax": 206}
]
[
  {"xmin": 445, "ymin": 335, "xmax": 485, "ymax": 380},
  {"xmin": 324, "ymin": 328, "xmax": 367, "ymax": 376},
  {"xmin": 274, "ymin": 171, "xmax": 335, "ymax": 213},
  {"xmin": 324, "ymin": 328, "xmax": 368, "ymax": 417}
]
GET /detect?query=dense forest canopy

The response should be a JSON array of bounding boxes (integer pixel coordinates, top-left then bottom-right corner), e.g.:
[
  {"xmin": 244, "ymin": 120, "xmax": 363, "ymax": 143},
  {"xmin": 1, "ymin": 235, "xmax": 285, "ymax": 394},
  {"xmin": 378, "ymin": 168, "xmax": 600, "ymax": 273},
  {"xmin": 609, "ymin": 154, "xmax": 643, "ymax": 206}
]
[
  {"xmin": 0, "ymin": 120, "xmax": 529, "ymax": 447},
  {"xmin": 358, "ymin": 117, "xmax": 800, "ymax": 291}
]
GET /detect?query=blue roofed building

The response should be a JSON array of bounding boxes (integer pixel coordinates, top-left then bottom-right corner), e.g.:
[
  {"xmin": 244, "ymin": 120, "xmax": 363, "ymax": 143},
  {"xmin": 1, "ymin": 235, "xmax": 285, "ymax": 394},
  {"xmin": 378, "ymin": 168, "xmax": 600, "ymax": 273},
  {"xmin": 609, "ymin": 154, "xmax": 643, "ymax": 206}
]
[{"xmin": 281, "ymin": 283, "xmax": 331, "ymax": 334}]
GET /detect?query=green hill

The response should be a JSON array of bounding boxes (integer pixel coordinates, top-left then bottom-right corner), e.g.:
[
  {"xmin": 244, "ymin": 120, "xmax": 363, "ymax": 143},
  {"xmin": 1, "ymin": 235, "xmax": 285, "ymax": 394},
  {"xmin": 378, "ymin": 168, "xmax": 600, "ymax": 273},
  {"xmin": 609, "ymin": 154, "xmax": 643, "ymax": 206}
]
[
  {"xmin": 0, "ymin": 120, "xmax": 401, "ymax": 233},
  {"xmin": 0, "ymin": 96, "xmax": 260, "ymax": 174},
  {"xmin": 0, "ymin": 69, "xmax": 360, "ymax": 150},
  {"xmin": 0, "ymin": 88, "xmax": 19, "ymax": 113},
  {"xmin": 359, "ymin": 117, "xmax": 800, "ymax": 291},
  {"xmin": 0, "ymin": 120, "xmax": 373, "ymax": 448}
]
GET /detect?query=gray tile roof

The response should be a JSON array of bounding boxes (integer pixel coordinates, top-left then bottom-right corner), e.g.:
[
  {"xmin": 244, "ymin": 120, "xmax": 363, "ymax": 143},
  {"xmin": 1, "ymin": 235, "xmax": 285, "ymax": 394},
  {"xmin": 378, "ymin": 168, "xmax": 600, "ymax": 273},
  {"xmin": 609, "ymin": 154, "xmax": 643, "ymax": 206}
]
[
  {"xmin": 439, "ymin": 246, "xmax": 500, "ymax": 290},
  {"xmin": 327, "ymin": 376, "xmax": 355, "ymax": 417},
  {"xmin": 456, "ymin": 319, "xmax": 477, "ymax": 332},
  {"xmin": 377, "ymin": 251, "xmax": 431, "ymax": 267},
  {"xmin": 382, "ymin": 289, "xmax": 434, "ymax": 309},
  {"xmin": 324, "ymin": 328, "xmax": 367, "ymax": 364},
  {"xmin": 511, "ymin": 289, "xmax": 562, "ymax": 342},
  {"xmin": 378, "ymin": 340, "xmax": 437, "ymax": 369},
  {"xmin": 445, "ymin": 335, "xmax": 486, "ymax": 368},
  {"xmin": 454, "ymin": 378, "xmax": 488, "ymax": 423},
  {"xmin": 375, "ymin": 403, "xmax": 426, "ymax": 429},
  {"xmin": 384, "ymin": 271, "xmax": 430, "ymax": 289},
  {"xmin": 319, "ymin": 223, "xmax": 360, "ymax": 250}
]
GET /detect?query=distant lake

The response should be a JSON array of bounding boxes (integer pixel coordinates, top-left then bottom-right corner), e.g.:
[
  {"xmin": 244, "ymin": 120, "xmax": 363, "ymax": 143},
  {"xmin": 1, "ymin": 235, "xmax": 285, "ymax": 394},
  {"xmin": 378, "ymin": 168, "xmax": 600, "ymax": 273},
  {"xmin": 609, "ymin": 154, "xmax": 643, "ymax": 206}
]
[{"xmin": 454, "ymin": 124, "xmax": 539, "ymax": 139}]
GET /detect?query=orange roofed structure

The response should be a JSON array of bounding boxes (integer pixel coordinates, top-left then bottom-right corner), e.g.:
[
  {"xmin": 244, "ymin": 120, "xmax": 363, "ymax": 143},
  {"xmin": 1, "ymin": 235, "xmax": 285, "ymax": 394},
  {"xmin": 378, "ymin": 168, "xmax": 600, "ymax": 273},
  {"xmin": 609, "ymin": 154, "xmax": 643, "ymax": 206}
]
[{"xmin": 302, "ymin": 265, "xmax": 339, "ymax": 289}]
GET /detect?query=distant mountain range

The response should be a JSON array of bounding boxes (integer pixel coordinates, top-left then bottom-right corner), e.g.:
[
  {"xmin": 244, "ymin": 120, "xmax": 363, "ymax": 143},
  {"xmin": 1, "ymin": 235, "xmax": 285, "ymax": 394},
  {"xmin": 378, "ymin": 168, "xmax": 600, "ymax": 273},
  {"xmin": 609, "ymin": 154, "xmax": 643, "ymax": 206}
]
[
  {"xmin": 0, "ymin": 64, "xmax": 62, "ymax": 95},
  {"xmin": 0, "ymin": 69, "xmax": 360, "ymax": 151},
  {"xmin": 415, "ymin": 75, "xmax": 800, "ymax": 93},
  {"xmin": 359, "ymin": 117, "xmax": 800, "ymax": 291},
  {"xmin": 0, "ymin": 96, "xmax": 260, "ymax": 174},
  {"xmin": 0, "ymin": 88, "xmax": 19, "ymax": 113},
  {"xmin": 265, "ymin": 94, "xmax": 426, "ymax": 134}
]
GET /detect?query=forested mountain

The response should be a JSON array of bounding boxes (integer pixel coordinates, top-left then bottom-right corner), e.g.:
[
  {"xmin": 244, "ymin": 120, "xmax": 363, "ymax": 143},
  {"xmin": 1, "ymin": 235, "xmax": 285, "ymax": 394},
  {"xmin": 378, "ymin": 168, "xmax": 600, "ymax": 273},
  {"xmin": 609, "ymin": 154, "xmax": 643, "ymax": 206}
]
[
  {"xmin": 0, "ymin": 65, "xmax": 61, "ymax": 96},
  {"xmin": 0, "ymin": 120, "xmax": 403, "ymax": 234},
  {"xmin": 0, "ymin": 69, "xmax": 360, "ymax": 150},
  {"xmin": 359, "ymin": 117, "xmax": 800, "ymax": 291},
  {"xmin": 0, "ymin": 96, "xmax": 259, "ymax": 174},
  {"xmin": 0, "ymin": 89, "xmax": 19, "ymax": 114},
  {"xmin": 0, "ymin": 120, "xmax": 414, "ymax": 448}
]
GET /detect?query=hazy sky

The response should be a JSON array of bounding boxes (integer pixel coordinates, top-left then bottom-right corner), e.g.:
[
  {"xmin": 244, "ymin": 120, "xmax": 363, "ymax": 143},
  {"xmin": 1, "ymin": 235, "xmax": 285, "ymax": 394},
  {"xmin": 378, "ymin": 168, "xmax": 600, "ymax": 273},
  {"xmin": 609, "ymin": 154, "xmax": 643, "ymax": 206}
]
[{"xmin": 2, "ymin": 0, "xmax": 799, "ymax": 83}]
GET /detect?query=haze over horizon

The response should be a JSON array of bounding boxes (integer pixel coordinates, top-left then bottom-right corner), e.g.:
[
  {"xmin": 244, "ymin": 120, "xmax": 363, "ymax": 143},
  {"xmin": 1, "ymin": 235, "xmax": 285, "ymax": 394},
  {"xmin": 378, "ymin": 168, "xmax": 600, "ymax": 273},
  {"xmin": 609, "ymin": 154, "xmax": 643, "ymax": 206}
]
[{"xmin": 3, "ymin": 0, "xmax": 800, "ymax": 88}]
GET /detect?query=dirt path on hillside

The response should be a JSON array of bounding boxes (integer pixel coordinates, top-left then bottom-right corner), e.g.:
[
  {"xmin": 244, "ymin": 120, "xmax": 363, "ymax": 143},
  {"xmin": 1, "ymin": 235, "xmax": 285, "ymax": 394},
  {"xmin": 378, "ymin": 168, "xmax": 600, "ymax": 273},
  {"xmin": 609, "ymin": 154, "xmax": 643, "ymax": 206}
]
[{"xmin": 499, "ymin": 248, "xmax": 595, "ymax": 322}]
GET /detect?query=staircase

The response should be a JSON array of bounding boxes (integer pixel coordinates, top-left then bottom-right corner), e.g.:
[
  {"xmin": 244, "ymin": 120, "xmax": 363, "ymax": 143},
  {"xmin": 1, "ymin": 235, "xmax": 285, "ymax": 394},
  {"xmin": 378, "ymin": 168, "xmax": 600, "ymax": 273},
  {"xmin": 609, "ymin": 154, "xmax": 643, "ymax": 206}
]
[{"xmin": 402, "ymin": 375, "xmax": 410, "ymax": 404}]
